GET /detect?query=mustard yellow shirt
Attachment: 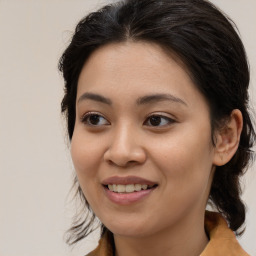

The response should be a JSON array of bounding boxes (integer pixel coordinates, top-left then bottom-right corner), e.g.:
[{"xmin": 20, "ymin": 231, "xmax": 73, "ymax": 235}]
[{"xmin": 86, "ymin": 211, "xmax": 250, "ymax": 256}]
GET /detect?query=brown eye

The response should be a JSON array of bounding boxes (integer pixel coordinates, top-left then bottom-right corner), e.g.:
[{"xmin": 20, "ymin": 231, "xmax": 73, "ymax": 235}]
[
  {"xmin": 81, "ymin": 113, "xmax": 109, "ymax": 126},
  {"xmin": 149, "ymin": 116, "xmax": 161, "ymax": 126},
  {"xmin": 144, "ymin": 115, "xmax": 175, "ymax": 127}
]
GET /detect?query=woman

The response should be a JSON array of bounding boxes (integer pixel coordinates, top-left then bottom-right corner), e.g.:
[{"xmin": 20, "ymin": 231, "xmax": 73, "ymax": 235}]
[{"xmin": 59, "ymin": 0, "xmax": 255, "ymax": 255}]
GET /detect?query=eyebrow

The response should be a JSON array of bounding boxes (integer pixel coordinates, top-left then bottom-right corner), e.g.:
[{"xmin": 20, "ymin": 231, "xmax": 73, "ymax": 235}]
[
  {"xmin": 77, "ymin": 92, "xmax": 112, "ymax": 105},
  {"xmin": 77, "ymin": 92, "xmax": 187, "ymax": 107},
  {"xmin": 136, "ymin": 93, "xmax": 187, "ymax": 106}
]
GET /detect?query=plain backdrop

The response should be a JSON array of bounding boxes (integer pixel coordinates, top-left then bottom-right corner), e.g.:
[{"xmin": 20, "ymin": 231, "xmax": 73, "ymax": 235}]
[{"xmin": 0, "ymin": 1, "xmax": 255, "ymax": 256}]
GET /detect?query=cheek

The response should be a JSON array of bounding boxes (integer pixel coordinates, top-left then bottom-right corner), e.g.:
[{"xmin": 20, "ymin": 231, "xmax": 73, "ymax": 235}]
[
  {"xmin": 70, "ymin": 129, "xmax": 103, "ymax": 176},
  {"xmin": 70, "ymin": 131, "xmax": 104, "ymax": 207},
  {"xmin": 70, "ymin": 129, "xmax": 106, "ymax": 205},
  {"xmin": 150, "ymin": 126, "xmax": 214, "ymax": 195}
]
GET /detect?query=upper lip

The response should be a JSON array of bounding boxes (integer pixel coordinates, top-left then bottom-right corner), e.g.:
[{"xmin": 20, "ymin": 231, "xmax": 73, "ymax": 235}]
[{"xmin": 102, "ymin": 176, "xmax": 157, "ymax": 186}]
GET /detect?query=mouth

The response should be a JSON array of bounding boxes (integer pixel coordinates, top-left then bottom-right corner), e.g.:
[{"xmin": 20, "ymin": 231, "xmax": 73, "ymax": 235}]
[
  {"xmin": 101, "ymin": 176, "xmax": 158, "ymax": 204},
  {"xmin": 104, "ymin": 183, "xmax": 158, "ymax": 193}
]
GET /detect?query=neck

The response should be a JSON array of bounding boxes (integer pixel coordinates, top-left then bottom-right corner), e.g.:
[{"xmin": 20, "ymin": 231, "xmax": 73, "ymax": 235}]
[{"xmin": 114, "ymin": 211, "xmax": 208, "ymax": 256}]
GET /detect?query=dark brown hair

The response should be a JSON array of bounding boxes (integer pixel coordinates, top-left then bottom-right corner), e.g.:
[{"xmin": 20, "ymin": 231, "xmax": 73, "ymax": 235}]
[{"xmin": 59, "ymin": 0, "xmax": 255, "ymax": 245}]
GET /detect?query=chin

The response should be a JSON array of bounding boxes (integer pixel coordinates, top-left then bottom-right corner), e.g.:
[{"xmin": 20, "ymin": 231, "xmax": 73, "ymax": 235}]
[
  {"xmin": 110, "ymin": 228, "xmax": 150, "ymax": 238},
  {"xmin": 103, "ymin": 219, "xmax": 155, "ymax": 238}
]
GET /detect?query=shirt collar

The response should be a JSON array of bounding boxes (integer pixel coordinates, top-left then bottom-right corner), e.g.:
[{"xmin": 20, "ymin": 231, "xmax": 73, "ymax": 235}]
[{"xmin": 87, "ymin": 211, "xmax": 249, "ymax": 256}]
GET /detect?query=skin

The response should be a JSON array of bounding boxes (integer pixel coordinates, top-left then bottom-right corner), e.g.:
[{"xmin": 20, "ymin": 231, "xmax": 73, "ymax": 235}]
[{"xmin": 71, "ymin": 41, "xmax": 243, "ymax": 256}]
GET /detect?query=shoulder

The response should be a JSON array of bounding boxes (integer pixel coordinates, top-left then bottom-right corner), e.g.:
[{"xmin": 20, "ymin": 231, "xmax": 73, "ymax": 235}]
[
  {"xmin": 84, "ymin": 231, "xmax": 114, "ymax": 256},
  {"xmin": 202, "ymin": 211, "xmax": 250, "ymax": 256}
]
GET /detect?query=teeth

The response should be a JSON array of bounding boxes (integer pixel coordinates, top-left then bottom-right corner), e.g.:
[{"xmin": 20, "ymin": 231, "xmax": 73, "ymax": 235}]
[
  {"xmin": 107, "ymin": 184, "xmax": 153, "ymax": 193},
  {"xmin": 126, "ymin": 184, "xmax": 135, "ymax": 193},
  {"xmin": 117, "ymin": 185, "xmax": 126, "ymax": 193},
  {"xmin": 142, "ymin": 184, "xmax": 148, "ymax": 190},
  {"xmin": 134, "ymin": 184, "xmax": 142, "ymax": 191}
]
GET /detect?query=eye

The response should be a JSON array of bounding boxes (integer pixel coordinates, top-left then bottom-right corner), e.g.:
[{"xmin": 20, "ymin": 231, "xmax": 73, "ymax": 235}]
[
  {"xmin": 144, "ymin": 114, "xmax": 175, "ymax": 127},
  {"xmin": 81, "ymin": 112, "xmax": 110, "ymax": 126}
]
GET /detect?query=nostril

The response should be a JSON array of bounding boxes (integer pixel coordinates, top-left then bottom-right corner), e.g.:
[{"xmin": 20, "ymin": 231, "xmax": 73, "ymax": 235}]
[
  {"xmin": 106, "ymin": 159, "xmax": 138, "ymax": 168},
  {"xmin": 127, "ymin": 160, "xmax": 137, "ymax": 164}
]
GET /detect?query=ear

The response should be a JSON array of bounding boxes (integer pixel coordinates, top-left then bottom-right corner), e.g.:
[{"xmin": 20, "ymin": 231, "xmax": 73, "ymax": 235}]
[{"xmin": 213, "ymin": 109, "xmax": 243, "ymax": 166}]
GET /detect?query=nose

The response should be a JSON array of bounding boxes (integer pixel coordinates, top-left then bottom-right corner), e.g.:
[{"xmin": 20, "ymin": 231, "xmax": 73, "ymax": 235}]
[{"xmin": 103, "ymin": 124, "xmax": 147, "ymax": 167}]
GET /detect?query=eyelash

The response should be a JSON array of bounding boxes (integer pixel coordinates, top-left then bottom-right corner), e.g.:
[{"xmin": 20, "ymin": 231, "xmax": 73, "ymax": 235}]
[
  {"xmin": 144, "ymin": 114, "xmax": 175, "ymax": 127},
  {"xmin": 80, "ymin": 112, "xmax": 110, "ymax": 126},
  {"xmin": 80, "ymin": 112, "xmax": 176, "ymax": 128}
]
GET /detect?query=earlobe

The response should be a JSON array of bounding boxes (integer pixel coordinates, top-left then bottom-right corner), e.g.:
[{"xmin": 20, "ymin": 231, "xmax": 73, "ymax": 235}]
[{"xmin": 213, "ymin": 109, "xmax": 243, "ymax": 166}]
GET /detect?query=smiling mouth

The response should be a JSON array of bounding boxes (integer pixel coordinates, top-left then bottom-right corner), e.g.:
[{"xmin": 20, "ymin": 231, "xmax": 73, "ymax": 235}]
[{"xmin": 104, "ymin": 184, "xmax": 158, "ymax": 193}]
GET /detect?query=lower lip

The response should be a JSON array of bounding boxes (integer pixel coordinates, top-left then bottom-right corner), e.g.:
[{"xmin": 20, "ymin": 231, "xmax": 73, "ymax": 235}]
[{"xmin": 103, "ymin": 186, "xmax": 156, "ymax": 205}]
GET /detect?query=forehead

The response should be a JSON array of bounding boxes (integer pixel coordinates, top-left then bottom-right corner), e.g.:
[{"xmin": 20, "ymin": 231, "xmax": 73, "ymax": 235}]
[{"xmin": 76, "ymin": 41, "xmax": 207, "ymax": 110}]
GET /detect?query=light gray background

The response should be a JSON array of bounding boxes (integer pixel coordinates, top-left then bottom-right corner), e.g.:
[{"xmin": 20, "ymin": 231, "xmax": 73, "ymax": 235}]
[{"xmin": 0, "ymin": 0, "xmax": 255, "ymax": 255}]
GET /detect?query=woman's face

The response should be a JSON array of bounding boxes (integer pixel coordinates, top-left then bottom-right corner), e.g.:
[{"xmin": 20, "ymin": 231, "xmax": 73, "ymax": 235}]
[{"xmin": 71, "ymin": 42, "xmax": 217, "ymax": 237}]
